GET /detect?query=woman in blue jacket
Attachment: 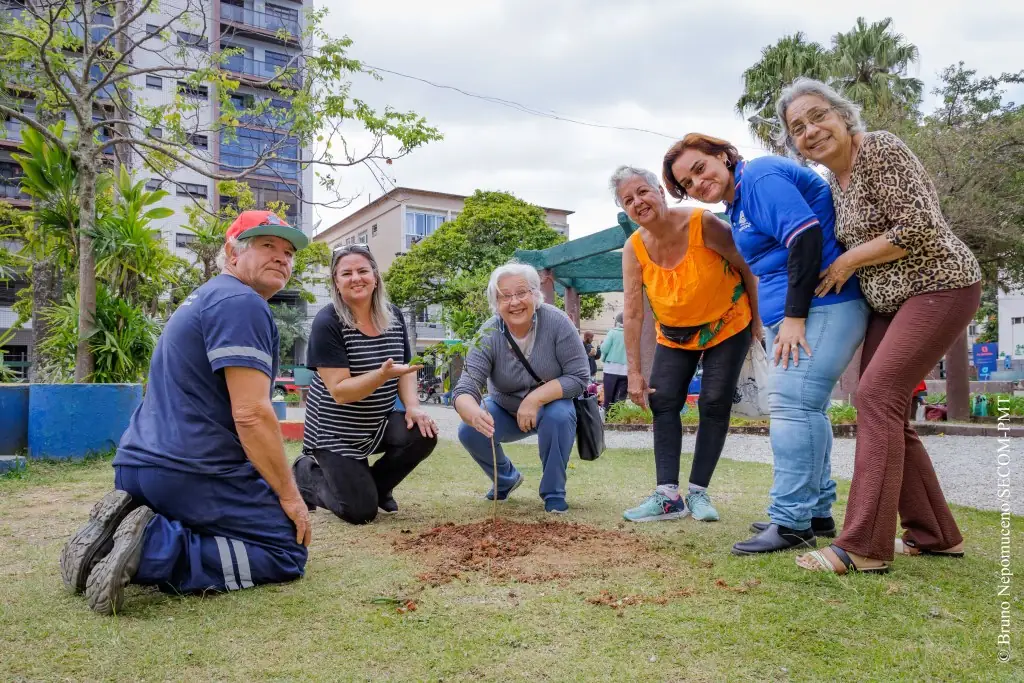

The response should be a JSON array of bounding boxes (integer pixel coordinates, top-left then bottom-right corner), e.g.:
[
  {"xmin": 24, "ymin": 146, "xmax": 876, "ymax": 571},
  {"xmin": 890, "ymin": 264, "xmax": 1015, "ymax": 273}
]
[
  {"xmin": 662, "ymin": 133, "xmax": 868, "ymax": 555},
  {"xmin": 599, "ymin": 312, "xmax": 629, "ymax": 409}
]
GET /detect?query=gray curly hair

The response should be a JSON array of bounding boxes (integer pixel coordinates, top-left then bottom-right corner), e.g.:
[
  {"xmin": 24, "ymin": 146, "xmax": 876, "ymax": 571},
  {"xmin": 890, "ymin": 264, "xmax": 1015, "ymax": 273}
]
[
  {"xmin": 775, "ymin": 77, "xmax": 866, "ymax": 161},
  {"xmin": 608, "ymin": 165, "xmax": 662, "ymax": 207}
]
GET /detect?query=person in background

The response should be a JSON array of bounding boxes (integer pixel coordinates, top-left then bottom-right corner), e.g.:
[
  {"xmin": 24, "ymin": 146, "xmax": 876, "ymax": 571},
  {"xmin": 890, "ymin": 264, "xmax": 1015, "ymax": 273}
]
[
  {"xmin": 60, "ymin": 211, "xmax": 311, "ymax": 615},
  {"xmin": 600, "ymin": 312, "xmax": 629, "ymax": 410},
  {"xmin": 908, "ymin": 379, "xmax": 928, "ymax": 423},
  {"xmin": 582, "ymin": 330, "xmax": 601, "ymax": 380},
  {"xmin": 611, "ymin": 165, "xmax": 759, "ymax": 524},
  {"xmin": 776, "ymin": 77, "xmax": 980, "ymax": 574},
  {"xmin": 292, "ymin": 244, "xmax": 437, "ymax": 525},
  {"xmin": 453, "ymin": 262, "xmax": 590, "ymax": 514},
  {"xmin": 663, "ymin": 132, "xmax": 868, "ymax": 555}
]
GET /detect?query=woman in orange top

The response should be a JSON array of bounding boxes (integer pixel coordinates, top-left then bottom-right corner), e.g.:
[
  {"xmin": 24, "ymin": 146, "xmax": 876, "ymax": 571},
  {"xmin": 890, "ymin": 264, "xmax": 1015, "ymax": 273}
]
[{"xmin": 611, "ymin": 166, "xmax": 761, "ymax": 523}]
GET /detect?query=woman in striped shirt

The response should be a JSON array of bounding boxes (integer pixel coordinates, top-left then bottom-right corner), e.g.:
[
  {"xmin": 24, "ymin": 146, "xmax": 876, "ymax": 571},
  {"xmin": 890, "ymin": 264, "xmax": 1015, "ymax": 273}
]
[{"xmin": 292, "ymin": 244, "xmax": 437, "ymax": 524}]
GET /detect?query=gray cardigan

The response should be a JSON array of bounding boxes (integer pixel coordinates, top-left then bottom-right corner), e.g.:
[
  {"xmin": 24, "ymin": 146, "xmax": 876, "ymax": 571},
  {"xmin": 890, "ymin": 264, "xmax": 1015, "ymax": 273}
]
[{"xmin": 452, "ymin": 303, "xmax": 590, "ymax": 415}]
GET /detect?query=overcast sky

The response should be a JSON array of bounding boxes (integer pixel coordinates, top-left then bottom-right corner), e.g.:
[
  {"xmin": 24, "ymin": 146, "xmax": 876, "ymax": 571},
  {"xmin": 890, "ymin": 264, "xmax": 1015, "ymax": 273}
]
[{"xmin": 312, "ymin": 0, "xmax": 1024, "ymax": 239}]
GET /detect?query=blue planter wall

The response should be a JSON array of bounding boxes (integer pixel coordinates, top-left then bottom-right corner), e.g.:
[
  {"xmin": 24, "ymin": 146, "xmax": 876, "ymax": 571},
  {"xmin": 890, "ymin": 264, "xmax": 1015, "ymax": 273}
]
[
  {"xmin": 272, "ymin": 400, "xmax": 288, "ymax": 420},
  {"xmin": 0, "ymin": 384, "xmax": 29, "ymax": 455},
  {"xmin": 28, "ymin": 384, "xmax": 143, "ymax": 460}
]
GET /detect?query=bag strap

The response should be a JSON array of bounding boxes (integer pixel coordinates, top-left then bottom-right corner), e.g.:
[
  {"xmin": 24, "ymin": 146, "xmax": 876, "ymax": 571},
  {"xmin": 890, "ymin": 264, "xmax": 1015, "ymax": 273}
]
[{"xmin": 502, "ymin": 324, "xmax": 543, "ymax": 385}]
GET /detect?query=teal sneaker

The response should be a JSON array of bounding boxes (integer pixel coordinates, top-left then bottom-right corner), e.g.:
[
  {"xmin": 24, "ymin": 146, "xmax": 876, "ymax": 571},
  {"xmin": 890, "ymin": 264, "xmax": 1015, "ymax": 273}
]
[
  {"xmin": 623, "ymin": 491, "xmax": 688, "ymax": 522},
  {"xmin": 685, "ymin": 490, "xmax": 720, "ymax": 522}
]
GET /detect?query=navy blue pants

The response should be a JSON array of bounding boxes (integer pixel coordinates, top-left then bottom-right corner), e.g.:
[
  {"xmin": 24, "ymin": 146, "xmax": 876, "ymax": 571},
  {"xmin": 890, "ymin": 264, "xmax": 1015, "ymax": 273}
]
[{"xmin": 115, "ymin": 465, "xmax": 308, "ymax": 594}]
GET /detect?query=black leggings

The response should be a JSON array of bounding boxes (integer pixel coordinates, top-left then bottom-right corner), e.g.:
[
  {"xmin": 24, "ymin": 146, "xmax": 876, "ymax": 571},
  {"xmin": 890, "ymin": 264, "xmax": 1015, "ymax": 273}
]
[
  {"xmin": 295, "ymin": 412, "xmax": 437, "ymax": 524},
  {"xmin": 648, "ymin": 326, "xmax": 751, "ymax": 488},
  {"xmin": 603, "ymin": 373, "xmax": 628, "ymax": 410}
]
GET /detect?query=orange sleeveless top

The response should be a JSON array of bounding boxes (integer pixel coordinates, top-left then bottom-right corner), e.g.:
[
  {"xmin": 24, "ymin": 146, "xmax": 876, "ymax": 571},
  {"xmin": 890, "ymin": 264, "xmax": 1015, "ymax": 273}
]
[{"xmin": 629, "ymin": 208, "xmax": 751, "ymax": 350}]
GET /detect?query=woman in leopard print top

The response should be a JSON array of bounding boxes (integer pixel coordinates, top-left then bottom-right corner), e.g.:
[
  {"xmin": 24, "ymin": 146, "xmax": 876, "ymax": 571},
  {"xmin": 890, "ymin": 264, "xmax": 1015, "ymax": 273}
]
[{"xmin": 775, "ymin": 78, "xmax": 981, "ymax": 576}]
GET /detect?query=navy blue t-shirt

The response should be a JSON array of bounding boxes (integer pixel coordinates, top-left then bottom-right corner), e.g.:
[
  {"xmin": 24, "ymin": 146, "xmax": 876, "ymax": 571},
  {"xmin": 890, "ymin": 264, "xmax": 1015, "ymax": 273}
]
[
  {"xmin": 113, "ymin": 274, "xmax": 279, "ymax": 476},
  {"xmin": 726, "ymin": 157, "xmax": 862, "ymax": 326}
]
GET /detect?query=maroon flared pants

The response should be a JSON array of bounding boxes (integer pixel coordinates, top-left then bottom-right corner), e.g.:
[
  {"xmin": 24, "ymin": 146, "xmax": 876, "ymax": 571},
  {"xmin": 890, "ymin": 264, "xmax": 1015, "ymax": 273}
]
[{"xmin": 836, "ymin": 282, "xmax": 981, "ymax": 561}]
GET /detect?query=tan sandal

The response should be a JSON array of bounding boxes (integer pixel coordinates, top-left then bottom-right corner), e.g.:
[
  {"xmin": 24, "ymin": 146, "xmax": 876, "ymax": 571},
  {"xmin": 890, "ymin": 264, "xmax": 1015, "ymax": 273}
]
[
  {"xmin": 894, "ymin": 539, "xmax": 965, "ymax": 558},
  {"xmin": 797, "ymin": 545, "xmax": 890, "ymax": 575}
]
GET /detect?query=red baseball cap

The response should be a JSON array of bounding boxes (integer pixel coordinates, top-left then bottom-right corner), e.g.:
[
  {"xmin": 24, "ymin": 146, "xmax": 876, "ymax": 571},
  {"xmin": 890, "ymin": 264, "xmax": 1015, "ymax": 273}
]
[{"xmin": 225, "ymin": 210, "xmax": 308, "ymax": 250}]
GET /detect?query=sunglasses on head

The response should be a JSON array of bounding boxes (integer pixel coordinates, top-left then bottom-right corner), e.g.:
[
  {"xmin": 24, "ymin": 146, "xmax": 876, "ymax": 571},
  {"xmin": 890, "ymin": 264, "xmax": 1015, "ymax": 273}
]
[{"xmin": 334, "ymin": 243, "xmax": 371, "ymax": 254}]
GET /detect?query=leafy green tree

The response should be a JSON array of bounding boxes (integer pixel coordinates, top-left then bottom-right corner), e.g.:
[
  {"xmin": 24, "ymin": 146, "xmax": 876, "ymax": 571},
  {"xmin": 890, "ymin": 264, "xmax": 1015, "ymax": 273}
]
[
  {"xmin": 829, "ymin": 17, "xmax": 923, "ymax": 131},
  {"xmin": 735, "ymin": 33, "xmax": 832, "ymax": 152},
  {"xmin": 736, "ymin": 17, "xmax": 922, "ymax": 148},
  {"xmin": 0, "ymin": 0, "xmax": 440, "ymax": 380},
  {"xmin": 905, "ymin": 64, "xmax": 1024, "ymax": 287}
]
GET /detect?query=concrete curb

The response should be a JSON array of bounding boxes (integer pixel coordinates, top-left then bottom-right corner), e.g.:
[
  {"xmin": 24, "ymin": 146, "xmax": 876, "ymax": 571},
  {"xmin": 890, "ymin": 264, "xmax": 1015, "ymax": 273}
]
[{"xmin": 604, "ymin": 421, "xmax": 1024, "ymax": 438}]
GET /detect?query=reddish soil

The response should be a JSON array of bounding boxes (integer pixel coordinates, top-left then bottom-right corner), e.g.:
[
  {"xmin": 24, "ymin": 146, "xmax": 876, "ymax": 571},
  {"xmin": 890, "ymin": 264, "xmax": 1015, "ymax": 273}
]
[{"xmin": 394, "ymin": 519, "xmax": 655, "ymax": 586}]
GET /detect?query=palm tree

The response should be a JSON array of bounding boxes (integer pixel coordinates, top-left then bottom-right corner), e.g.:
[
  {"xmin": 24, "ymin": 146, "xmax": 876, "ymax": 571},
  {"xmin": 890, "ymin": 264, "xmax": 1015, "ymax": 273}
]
[
  {"xmin": 830, "ymin": 17, "xmax": 923, "ymax": 125},
  {"xmin": 735, "ymin": 33, "xmax": 832, "ymax": 151}
]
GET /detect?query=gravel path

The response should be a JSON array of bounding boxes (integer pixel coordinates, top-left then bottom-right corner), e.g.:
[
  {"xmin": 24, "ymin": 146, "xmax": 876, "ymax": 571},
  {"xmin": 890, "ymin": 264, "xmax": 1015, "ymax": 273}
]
[{"xmin": 422, "ymin": 404, "xmax": 1020, "ymax": 514}]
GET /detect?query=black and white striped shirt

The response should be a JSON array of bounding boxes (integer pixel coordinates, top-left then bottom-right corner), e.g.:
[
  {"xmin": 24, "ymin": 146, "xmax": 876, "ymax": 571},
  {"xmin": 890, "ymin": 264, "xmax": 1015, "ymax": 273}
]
[{"xmin": 302, "ymin": 304, "xmax": 411, "ymax": 457}]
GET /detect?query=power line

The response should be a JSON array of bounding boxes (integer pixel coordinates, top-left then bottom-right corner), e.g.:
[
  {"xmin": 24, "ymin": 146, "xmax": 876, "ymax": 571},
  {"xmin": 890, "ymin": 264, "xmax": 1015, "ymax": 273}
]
[{"xmin": 362, "ymin": 63, "xmax": 770, "ymax": 155}]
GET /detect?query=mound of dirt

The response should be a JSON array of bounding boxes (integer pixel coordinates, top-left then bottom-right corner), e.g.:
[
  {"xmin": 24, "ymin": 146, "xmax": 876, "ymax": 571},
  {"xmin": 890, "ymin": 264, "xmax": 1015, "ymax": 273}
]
[{"xmin": 394, "ymin": 519, "xmax": 655, "ymax": 585}]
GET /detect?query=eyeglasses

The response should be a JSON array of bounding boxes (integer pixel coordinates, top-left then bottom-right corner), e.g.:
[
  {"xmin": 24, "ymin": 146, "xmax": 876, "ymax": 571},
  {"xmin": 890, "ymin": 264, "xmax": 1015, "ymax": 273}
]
[
  {"xmin": 789, "ymin": 107, "xmax": 834, "ymax": 139},
  {"xmin": 496, "ymin": 289, "xmax": 534, "ymax": 304}
]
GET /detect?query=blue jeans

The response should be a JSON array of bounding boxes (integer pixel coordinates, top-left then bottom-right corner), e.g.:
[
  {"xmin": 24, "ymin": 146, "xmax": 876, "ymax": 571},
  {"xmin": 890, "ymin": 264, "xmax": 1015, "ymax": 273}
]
[
  {"xmin": 765, "ymin": 298, "xmax": 869, "ymax": 530},
  {"xmin": 458, "ymin": 397, "xmax": 577, "ymax": 502}
]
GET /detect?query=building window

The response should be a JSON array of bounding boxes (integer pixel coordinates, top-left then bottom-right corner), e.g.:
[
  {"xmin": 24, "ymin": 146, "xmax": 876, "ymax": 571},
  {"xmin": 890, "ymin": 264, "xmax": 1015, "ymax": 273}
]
[
  {"xmin": 175, "ymin": 232, "xmax": 198, "ymax": 248},
  {"xmin": 357, "ymin": 231, "xmax": 368, "ymax": 244},
  {"xmin": 148, "ymin": 126, "xmax": 162, "ymax": 138},
  {"xmin": 188, "ymin": 134, "xmax": 208, "ymax": 150},
  {"xmin": 145, "ymin": 23, "xmax": 161, "ymax": 37},
  {"xmin": 344, "ymin": 236, "xmax": 355, "ymax": 245},
  {"xmin": 968, "ymin": 325, "xmax": 977, "ymax": 336},
  {"xmin": 405, "ymin": 210, "xmax": 446, "ymax": 250},
  {"xmin": 145, "ymin": 75, "xmax": 162, "ymax": 89},
  {"xmin": 371, "ymin": 223, "xmax": 377, "ymax": 237},
  {"xmin": 1013, "ymin": 317, "xmax": 1024, "ymax": 325},
  {"xmin": 176, "ymin": 183, "xmax": 208, "ymax": 199},
  {"xmin": 177, "ymin": 82, "xmax": 208, "ymax": 99},
  {"xmin": 144, "ymin": 178, "xmax": 163, "ymax": 191},
  {"xmin": 176, "ymin": 30, "xmax": 208, "ymax": 50},
  {"xmin": 264, "ymin": 50, "xmax": 290, "ymax": 68}
]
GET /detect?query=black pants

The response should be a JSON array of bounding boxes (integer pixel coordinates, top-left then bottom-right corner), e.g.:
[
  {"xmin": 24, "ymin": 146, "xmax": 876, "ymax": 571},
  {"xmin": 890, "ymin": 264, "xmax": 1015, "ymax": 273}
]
[
  {"xmin": 296, "ymin": 412, "xmax": 437, "ymax": 525},
  {"xmin": 649, "ymin": 326, "xmax": 751, "ymax": 488},
  {"xmin": 603, "ymin": 373, "xmax": 628, "ymax": 410}
]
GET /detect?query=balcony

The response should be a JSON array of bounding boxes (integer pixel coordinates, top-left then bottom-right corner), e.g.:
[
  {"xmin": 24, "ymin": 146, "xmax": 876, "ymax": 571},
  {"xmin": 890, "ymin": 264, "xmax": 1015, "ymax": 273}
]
[
  {"xmin": 223, "ymin": 55, "xmax": 301, "ymax": 87},
  {"xmin": 0, "ymin": 181, "xmax": 31, "ymax": 203},
  {"xmin": 219, "ymin": 151, "xmax": 300, "ymax": 180},
  {"xmin": 221, "ymin": 5, "xmax": 300, "ymax": 42},
  {"xmin": 0, "ymin": 120, "xmax": 23, "ymax": 145}
]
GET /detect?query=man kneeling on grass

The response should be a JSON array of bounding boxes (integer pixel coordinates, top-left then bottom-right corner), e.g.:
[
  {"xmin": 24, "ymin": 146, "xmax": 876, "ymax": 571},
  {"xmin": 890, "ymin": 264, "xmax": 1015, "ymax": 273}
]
[{"xmin": 60, "ymin": 211, "xmax": 312, "ymax": 615}]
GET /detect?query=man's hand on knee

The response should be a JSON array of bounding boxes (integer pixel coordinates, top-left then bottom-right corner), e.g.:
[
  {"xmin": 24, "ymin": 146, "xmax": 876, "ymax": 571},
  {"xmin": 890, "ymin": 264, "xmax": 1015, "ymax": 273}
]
[{"xmin": 279, "ymin": 494, "xmax": 311, "ymax": 546}]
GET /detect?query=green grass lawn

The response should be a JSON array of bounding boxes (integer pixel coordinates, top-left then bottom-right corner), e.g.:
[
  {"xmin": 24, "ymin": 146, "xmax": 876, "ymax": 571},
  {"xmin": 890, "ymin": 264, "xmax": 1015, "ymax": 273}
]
[{"xmin": 1, "ymin": 442, "xmax": 1020, "ymax": 682}]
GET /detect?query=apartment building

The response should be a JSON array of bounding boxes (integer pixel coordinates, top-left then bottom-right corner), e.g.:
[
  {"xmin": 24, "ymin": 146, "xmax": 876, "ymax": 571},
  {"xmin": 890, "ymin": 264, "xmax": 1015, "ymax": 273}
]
[
  {"xmin": 0, "ymin": 0, "xmax": 315, "ymax": 376},
  {"xmin": 313, "ymin": 187, "xmax": 573, "ymax": 350}
]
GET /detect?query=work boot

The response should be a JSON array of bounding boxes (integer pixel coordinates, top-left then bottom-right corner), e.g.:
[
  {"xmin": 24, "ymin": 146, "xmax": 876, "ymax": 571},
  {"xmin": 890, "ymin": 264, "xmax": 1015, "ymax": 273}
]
[
  {"xmin": 60, "ymin": 490, "xmax": 136, "ymax": 593},
  {"xmin": 85, "ymin": 506, "xmax": 155, "ymax": 616}
]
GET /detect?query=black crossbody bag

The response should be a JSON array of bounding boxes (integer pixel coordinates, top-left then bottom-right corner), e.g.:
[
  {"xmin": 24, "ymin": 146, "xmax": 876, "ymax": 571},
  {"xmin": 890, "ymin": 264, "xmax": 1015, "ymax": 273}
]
[{"xmin": 502, "ymin": 326, "xmax": 605, "ymax": 461}]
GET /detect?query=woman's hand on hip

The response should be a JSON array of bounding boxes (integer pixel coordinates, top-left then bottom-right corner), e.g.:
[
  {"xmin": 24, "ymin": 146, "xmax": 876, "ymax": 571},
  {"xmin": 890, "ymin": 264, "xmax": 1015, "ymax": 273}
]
[
  {"xmin": 816, "ymin": 254, "xmax": 856, "ymax": 297},
  {"xmin": 405, "ymin": 406, "xmax": 437, "ymax": 438},
  {"xmin": 469, "ymin": 405, "xmax": 495, "ymax": 438},
  {"xmin": 627, "ymin": 371, "xmax": 655, "ymax": 411},
  {"xmin": 380, "ymin": 358, "xmax": 423, "ymax": 380},
  {"xmin": 516, "ymin": 396, "xmax": 540, "ymax": 432},
  {"xmin": 773, "ymin": 317, "xmax": 812, "ymax": 369}
]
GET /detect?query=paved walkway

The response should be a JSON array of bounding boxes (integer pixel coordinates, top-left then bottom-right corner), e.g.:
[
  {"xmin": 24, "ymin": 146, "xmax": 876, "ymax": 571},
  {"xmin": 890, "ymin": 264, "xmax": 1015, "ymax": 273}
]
[{"xmin": 421, "ymin": 404, "xmax": 1020, "ymax": 515}]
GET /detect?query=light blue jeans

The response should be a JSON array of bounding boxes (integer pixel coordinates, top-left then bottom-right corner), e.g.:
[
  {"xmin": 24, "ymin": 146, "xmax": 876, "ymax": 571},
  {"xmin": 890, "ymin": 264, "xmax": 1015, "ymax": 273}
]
[
  {"xmin": 458, "ymin": 396, "xmax": 577, "ymax": 502},
  {"xmin": 765, "ymin": 298, "xmax": 869, "ymax": 530}
]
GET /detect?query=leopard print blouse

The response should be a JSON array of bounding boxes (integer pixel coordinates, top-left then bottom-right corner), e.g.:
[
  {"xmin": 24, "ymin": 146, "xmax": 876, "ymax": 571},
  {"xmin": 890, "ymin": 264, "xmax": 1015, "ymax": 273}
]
[{"xmin": 829, "ymin": 130, "xmax": 981, "ymax": 314}]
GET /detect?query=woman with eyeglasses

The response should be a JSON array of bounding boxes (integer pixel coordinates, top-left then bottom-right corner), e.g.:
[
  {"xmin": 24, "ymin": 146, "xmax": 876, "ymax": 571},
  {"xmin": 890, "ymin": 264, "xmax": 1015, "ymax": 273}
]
[
  {"xmin": 452, "ymin": 262, "xmax": 590, "ymax": 514},
  {"xmin": 292, "ymin": 244, "xmax": 438, "ymax": 525},
  {"xmin": 662, "ymin": 133, "xmax": 868, "ymax": 555},
  {"xmin": 775, "ymin": 78, "xmax": 980, "ymax": 574},
  {"xmin": 610, "ymin": 165, "xmax": 759, "ymax": 525}
]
